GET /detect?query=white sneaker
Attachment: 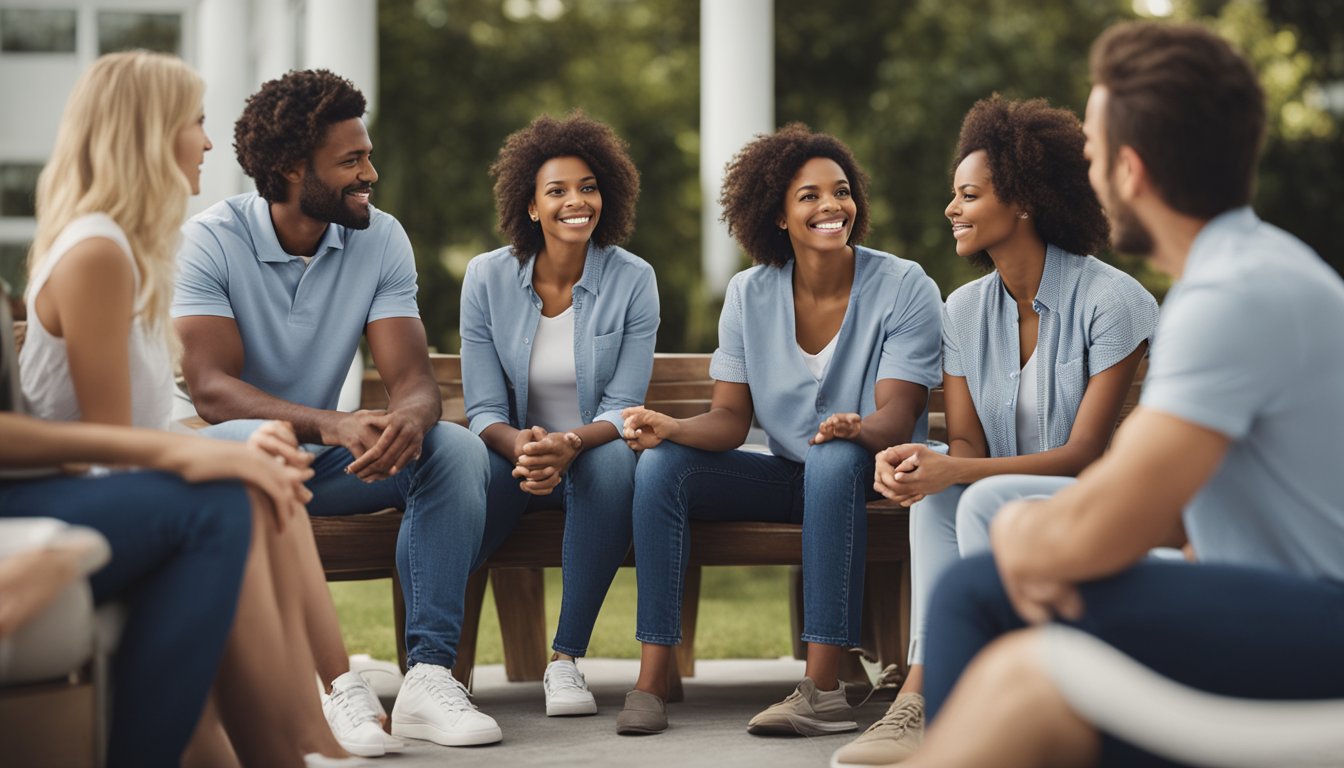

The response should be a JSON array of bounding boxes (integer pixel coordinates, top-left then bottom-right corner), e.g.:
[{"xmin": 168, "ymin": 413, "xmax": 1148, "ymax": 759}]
[
  {"xmin": 324, "ymin": 671, "xmax": 404, "ymax": 757},
  {"xmin": 391, "ymin": 663, "xmax": 502, "ymax": 746},
  {"xmin": 543, "ymin": 659, "xmax": 598, "ymax": 716}
]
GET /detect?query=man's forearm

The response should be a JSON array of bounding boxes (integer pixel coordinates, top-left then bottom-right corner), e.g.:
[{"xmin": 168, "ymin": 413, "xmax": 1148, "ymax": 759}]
[
  {"xmin": 189, "ymin": 372, "xmax": 339, "ymax": 444},
  {"xmin": 386, "ymin": 380, "xmax": 443, "ymax": 433}
]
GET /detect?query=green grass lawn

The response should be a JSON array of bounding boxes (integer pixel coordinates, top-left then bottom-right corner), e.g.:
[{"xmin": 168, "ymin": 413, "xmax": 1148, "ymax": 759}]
[{"xmin": 330, "ymin": 566, "xmax": 795, "ymax": 664}]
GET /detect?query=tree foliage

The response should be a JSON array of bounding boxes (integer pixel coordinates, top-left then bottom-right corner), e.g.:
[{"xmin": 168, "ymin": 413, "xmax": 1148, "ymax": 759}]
[{"xmin": 373, "ymin": 0, "xmax": 1342, "ymax": 353}]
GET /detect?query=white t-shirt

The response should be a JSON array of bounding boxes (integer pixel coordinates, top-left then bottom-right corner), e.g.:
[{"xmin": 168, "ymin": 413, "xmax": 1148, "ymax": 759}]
[
  {"xmin": 1015, "ymin": 349, "xmax": 1041, "ymax": 455},
  {"xmin": 798, "ymin": 333, "xmax": 839, "ymax": 382},
  {"xmin": 526, "ymin": 307, "xmax": 583, "ymax": 432},
  {"xmin": 19, "ymin": 214, "xmax": 173, "ymax": 431}
]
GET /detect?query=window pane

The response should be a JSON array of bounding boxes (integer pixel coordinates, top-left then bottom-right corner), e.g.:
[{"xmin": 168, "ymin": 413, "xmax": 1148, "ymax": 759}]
[
  {"xmin": 97, "ymin": 12, "xmax": 181, "ymax": 55},
  {"xmin": 0, "ymin": 9, "xmax": 77, "ymax": 53},
  {"xmin": 0, "ymin": 164, "xmax": 42, "ymax": 218}
]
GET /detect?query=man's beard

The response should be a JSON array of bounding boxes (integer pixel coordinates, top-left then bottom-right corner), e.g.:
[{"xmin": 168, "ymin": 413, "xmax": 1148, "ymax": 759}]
[
  {"xmin": 299, "ymin": 168, "xmax": 371, "ymax": 230},
  {"xmin": 1106, "ymin": 179, "xmax": 1154, "ymax": 256}
]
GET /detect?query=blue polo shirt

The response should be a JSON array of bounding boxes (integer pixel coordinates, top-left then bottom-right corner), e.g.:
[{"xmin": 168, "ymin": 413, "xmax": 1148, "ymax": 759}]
[
  {"xmin": 172, "ymin": 193, "xmax": 420, "ymax": 410},
  {"xmin": 1140, "ymin": 208, "xmax": 1344, "ymax": 581},
  {"xmin": 710, "ymin": 245, "xmax": 943, "ymax": 463}
]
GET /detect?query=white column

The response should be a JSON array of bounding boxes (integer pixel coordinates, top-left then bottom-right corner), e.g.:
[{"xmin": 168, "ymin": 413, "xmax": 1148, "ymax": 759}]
[
  {"xmin": 195, "ymin": 0, "xmax": 253, "ymax": 213},
  {"xmin": 255, "ymin": 0, "xmax": 300, "ymax": 84},
  {"xmin": 303, "ymin": 0, "xmax": 378, "ymax": 118},
  {"xmin": 700, "ymin": 0, "xmax": 773, "ymax": 295}
]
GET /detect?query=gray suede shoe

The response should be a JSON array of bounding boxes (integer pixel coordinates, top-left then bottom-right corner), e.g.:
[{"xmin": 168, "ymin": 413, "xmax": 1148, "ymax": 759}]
[
  {"xmin": 616, "ymin": 690, "xmax": 668, "ymax": 735},
  {"xmin": 748, "ymin": 678, "xmax": 857, "ymax": 736}
]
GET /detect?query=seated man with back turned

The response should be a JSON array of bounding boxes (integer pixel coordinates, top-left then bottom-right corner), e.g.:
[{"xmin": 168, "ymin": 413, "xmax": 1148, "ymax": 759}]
[{"xmin": 173, "ymin": 69, "xmax": 503, "ymax": 750}]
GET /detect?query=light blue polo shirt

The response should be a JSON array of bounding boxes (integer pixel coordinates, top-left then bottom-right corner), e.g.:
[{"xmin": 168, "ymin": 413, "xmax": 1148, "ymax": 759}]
[
  {"xmin": 710, "ymin": 245, "xmax": 943, "ymax": 463},
  {"xmin": 943, "ymin": 245, "xmax": 1158, "ymax": 458},
  {"xmin": 172, "ymin": 193, "xmax": 420, "ymax": 410},
  {"xmin": 1140, "ymin": 208, "xmax": 1344, "ymax": 582},
  {"xmin": 460, "ymin": 242, "xmax": 659, "ymax": 435}
]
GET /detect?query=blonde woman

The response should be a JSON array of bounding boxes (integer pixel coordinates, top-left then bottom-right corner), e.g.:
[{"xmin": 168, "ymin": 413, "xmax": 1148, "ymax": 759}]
[{"xmin": 20, "ymin": 51, "xmax": 367, "ymax": 766}]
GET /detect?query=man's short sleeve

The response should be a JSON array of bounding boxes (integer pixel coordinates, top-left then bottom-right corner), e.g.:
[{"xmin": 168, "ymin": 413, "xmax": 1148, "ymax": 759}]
[
  {"xmin": 709, "ymin": 275, "xmax": 748, "ymax": 383},
  {"xmin": 172, "ymin": 222, "xmax": 235, "ymax": 319},
  {"xmin": 1140, "ymin": 285, "xmax": 1292, "ymax": 439},
  {"xmin": 366, "ymin": 218, "xmax": 420, "ymax": 323}
]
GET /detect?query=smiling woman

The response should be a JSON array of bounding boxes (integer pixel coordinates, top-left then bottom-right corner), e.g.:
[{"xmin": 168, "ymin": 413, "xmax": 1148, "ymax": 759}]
[{"xmin": 460, "ymin": 111, "xmax": 657, "ymax": 720}]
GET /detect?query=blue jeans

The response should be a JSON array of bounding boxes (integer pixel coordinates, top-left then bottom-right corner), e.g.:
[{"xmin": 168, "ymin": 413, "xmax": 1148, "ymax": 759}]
[
  {"xmin": 474, "ymin": 439, "xmax": 636, "ymax": 656},
  {"xmin": 632, "ymin": 440, "xmax": 874, "ymax": 647},
  {"xmin": 0, "ymin": 472, "xmax": 252, "ymax": 768},
  {"xmin": 203, "ymin": 420, "xmax": 489, "ymax": 668},
  {"xmin": 925, "ymin": 554, "xmax": 1344, "ymax": 767}
]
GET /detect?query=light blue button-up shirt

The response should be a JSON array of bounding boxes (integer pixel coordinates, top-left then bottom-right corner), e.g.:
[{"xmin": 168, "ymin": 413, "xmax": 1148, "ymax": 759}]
[
  {"xmin": 709, "ymin": 245, "xmax": 943, "ymax": 463},
  {"xmin": 173, "ymin": 193, "xmax": 420, "ymax": 410},
  {"xmin": 943, "ymin": 244, "xmax": 1159, "ymax": 458},
  {"xmin": 1141, "ymin": 208, "xmax": 1344, "ymax": 581},
  {"xmin": 460, "ymin": 243, "xmax": 658, "ymax": 436}
]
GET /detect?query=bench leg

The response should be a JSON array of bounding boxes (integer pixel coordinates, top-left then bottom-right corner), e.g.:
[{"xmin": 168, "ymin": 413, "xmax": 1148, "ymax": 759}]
[
  {"xmin": 492, "ymin": 568, "xmax": 548, "ymax": 682},
  {"xmin": 864, "ymin": 560, "xmax": 908, "ymax": 682},
  {"xmin": 788, "ymin": 565, "xmax": 806, "ymax": 661},
  {"xmin": 452, "ymin": 569, "xmax": 489, "ymax": 690},
  {"xmin": 392, "ymin": 570, "xmax": 408, "ymax": 674}
]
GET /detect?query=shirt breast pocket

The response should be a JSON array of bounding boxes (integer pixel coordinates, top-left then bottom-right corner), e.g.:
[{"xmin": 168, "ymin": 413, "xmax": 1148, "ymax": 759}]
[
  {"xmin": 592, "ymin": 329, "xmax": 623, "ymax": 385},
  {"xmin": 1053, "ymin": 355, "xmax": 1088, "ymax": 416}
]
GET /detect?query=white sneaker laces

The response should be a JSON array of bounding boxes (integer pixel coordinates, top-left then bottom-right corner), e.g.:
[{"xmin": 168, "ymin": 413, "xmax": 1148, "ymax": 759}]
[
  {"xmin": 545, "ymin": 662, "xmax": 588, "ymax": 693},
  {"xmin": 865, "ymin": 698, "xmax": 922, "ymax": 736},
  {"xmin": 328, "ymin": 681, "xmax": 381, "ymax": 728},
  {"xmin": 415, "ymin": 666, "xmax": 476, "ymax": 713}
]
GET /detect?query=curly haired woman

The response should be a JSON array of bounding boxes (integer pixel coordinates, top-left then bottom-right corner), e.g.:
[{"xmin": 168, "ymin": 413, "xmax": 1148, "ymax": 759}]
[
  {"xmin": 460, "ymin": 112, "xmax": 657, "ymax": 718},
  {"xmin": 616, "ymin": 125, "xmax": 942, "ymax": 737},
  {"xmin": 830, "ymin": 96, "xmax": 1159, "ymax": 768}
]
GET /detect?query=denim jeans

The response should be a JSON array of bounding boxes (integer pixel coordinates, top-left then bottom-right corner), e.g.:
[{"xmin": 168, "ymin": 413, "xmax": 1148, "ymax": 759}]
[
  {"xmin": 925, "ymin": 554, "xmax": 1344, "ymax": 767},
  {"xmin": 632, "ymin": 439, "xmax": 874, "ymax": 647},
  {"xmin": 203, "ymin": 419, "xmax": 489, "ymax": 668},
  {"xmin": 474, "ymin": 439, "xmax": 636, "ymax": 656},
  {"xmin": 0, "ymin": 472, "xmax": 252, "ymax": 768}
]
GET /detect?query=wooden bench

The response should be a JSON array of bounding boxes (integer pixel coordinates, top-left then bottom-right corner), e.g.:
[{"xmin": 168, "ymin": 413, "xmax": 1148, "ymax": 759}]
[{"xmin": 312, "ymin": 353, "xmax": 1146, "ymax": 695}]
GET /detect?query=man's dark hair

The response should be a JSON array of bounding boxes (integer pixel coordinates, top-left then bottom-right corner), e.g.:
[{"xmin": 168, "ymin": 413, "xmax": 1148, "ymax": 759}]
[
  {"xmin": 954, "ymin": 95, "xmax": 1109, "ymax": 270},
  {"xmin": 490, "ymin": 111, "xmax": 640, "ymax": 262},
  {"xmin": 234, "ymin": 69, "xmax": 367, "ymax": 203},
  {"xmin": 1090, "ymin": 21, "xmax": 1266, "ymax": 218},
  {"xmin": 719, "ymin": 123, "xmax": 870, "ymax": 267}
]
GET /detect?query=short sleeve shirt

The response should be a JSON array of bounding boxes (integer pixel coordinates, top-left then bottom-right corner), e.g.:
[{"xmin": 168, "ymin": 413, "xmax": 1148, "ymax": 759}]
[
  {"xmin": 1140, "ymin": 208, "xmax": 1344, "ymax": 581},
  {"xmin": 943, "ymin": 245, "xmax": 1158, "ymax": 457},
  {"xmin": 172, "ymin": 193, "xmax": 419, "ymax": 411},
  {"xmin": 709, "ymin": 246, "xmax": 943, "ymax": 463}
]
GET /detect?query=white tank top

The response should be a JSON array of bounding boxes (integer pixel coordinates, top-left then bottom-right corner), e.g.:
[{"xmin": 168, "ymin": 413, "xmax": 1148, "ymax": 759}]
[
  {"xmin": 1015, "ymin": 348, "xmax": 1041, "ymax": 456},
  {"xmin": 19, "ymin": 214, "xmax": 173, "ymax": 431}
]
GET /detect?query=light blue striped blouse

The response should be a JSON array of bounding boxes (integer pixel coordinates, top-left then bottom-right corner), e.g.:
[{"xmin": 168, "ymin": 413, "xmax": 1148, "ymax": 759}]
[{"xmin": 942, "ymin": 244, "xmax": 1159, "ymax": 458}]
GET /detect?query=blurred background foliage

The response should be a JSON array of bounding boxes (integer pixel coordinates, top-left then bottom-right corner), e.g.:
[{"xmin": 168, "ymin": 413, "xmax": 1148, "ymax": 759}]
[{"xmin": 373, "ymin": 0, "xmax": 1343, "ymax": 354}]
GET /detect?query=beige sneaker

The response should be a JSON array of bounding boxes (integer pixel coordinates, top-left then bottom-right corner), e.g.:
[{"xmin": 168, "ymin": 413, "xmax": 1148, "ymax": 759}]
[
  {"xmin": 747, "ymin": 678, "xmax": 857, "ymax": 736},
  {"xmin": 829, "ymin": 693, "xmax": 924, "ymax": 767}
]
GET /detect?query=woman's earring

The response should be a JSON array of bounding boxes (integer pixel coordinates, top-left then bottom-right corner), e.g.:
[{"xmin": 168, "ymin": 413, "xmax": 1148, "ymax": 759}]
[{"xmin": 1018, "ymin": 212, "xmax": 1029, "ymax": 220}]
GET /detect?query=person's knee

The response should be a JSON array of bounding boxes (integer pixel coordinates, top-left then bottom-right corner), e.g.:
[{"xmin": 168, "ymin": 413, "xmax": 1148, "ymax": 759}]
[
  {"xmin": 633, "ymin": 441, "xmax": 695, "ymax": 486},
  {"xmin": 421, "ymin": 422, "xmax": 489, "ymax": 478},
  {"xmin": 956, "ymin": 480, "xmax": 1006, "ymax": 553},
  {"xmin": 806, "ymin": 438, "xmax": 871, "ymax": 474},
  {"xmin": 930, "ymin": 553, "xmax": 1006, "ymax": 615},
  {"xmin": 578, "ymin": 439, "xmax": 637, "ymax": 484},
  {"xmin": 192, "ymin": 481, "xmax": 255, "ymax": 556}
]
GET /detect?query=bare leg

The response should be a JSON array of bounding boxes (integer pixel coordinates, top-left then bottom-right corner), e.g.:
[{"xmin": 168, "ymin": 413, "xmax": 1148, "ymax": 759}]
[
  {"xmin": 803, "ymin": 642, "xmax": 842, "ymax": 691},
  {"xmin": 634, "ymin": 643, "xmax": 675, "ymax": 700},
  {"xmin": 904, "ymin": 630, "xmax": 1100, "ymax": 768},
  {"xmin": 213, "ymin": 494, "xmax": 348, "ymax": 766},
  {"xmin": 901, "ymin": 663, "xmax": 925, "ymax": 694},
  {"xmin": 181, "ymin": 694, "xmax": 240, "ymax": 768},
  {"xmin": 270, "ymin": 510, "xmax": 350, "ymax": 691}
]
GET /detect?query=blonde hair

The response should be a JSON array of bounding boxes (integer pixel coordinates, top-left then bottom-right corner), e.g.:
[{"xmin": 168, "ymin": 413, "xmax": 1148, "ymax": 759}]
[{"xmin": 28, "ymin": 50, "xmax": 203, "ymax": 343}]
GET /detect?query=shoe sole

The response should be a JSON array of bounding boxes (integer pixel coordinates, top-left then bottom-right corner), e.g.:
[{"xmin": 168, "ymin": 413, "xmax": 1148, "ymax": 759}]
[
  {"xmin": 547, "ymin": 700, "xmax": 598, "ymax": 717},
  {"xmin": 391, "ymin": 721, "xmax": 502, "ymax": 746},
  {"xmin": 616, "ymin": 723, "xmax": 667, "ymax": 735},
  {"xmin": 334, "ymin": 738, "xmax": 384, "ymax": 758},
  {"xmin": 747, "ymin": 716, "xmax": 858, "ymax": 737}
]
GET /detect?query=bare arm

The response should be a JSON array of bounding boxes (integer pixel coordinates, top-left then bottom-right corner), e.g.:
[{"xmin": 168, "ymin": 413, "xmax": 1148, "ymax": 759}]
[
  {"xmin": 38, "ymin": 239, "xmax": 135, "ymax": 426},
  {"xmin": 176, "ymin": 314, "xmax": 340, "ymax": 442},
  {"xmin": 622, "ymin": 379, "xmax": 755, "ymax": 453}
]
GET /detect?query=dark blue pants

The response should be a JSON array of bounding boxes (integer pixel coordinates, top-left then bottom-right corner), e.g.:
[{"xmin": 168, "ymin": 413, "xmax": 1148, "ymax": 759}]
[
  {"xmin": 924, "ymin": 554, "xmax": 1344, "ymax": 767},
  {"xmin": 0, "ymin": 471, "xmax": 252, "ymax": 768}
]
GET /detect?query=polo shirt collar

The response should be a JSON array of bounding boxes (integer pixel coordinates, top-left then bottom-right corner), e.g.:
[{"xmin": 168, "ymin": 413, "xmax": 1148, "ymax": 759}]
[
  {"xmin": 247, "ymin": 194, "xmax": 347, "ymax": 263},
  {"xmin": 1032, "ymin": 244, "xmax": 1067, "ymax": 314},
  {"xmin": 515, "ymin": 241, "xmax": 609, "ymax": 295}
]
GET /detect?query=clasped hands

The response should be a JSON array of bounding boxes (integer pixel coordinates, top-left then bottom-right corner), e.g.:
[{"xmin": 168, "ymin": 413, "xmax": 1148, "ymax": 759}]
[
  {"xmin": 511, "ymin": 426, "xmax": 582, "ymax": 495},
  {"xmin": 323, "ymin": 409, "xmax": 425, "ymax": 483},
  {"xmin": 873, "ymin": 443, "xmax": 960, "ymax": 506}
]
